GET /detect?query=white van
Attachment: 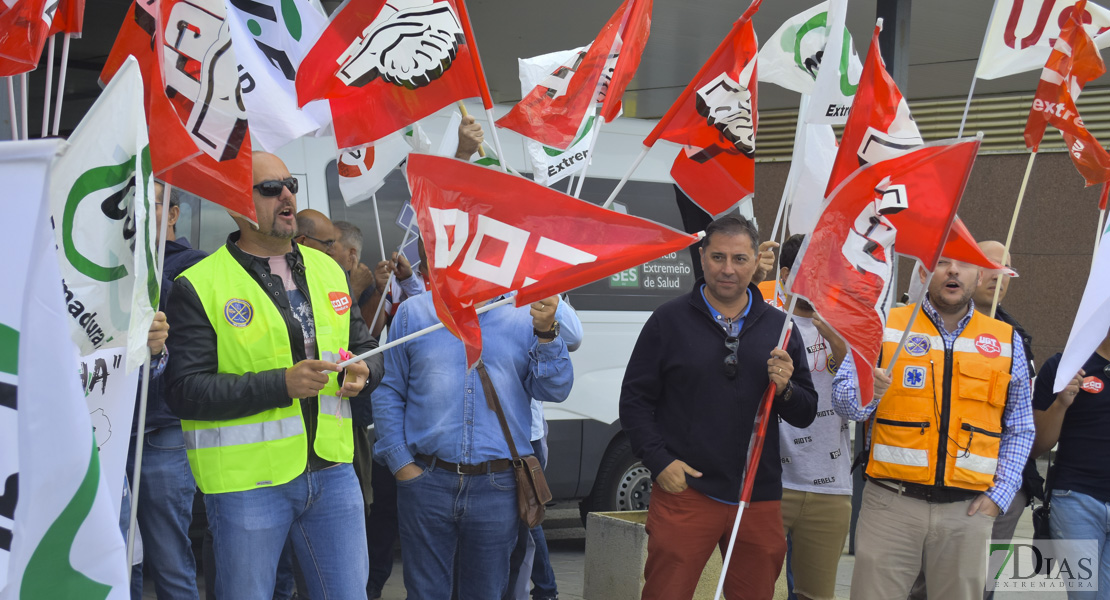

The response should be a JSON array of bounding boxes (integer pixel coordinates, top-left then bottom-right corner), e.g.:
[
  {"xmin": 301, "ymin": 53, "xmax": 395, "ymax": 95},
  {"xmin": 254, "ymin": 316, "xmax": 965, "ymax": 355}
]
[{"xmin": 175, "ymin": 103, "xmax": 694, "ymax": 522}]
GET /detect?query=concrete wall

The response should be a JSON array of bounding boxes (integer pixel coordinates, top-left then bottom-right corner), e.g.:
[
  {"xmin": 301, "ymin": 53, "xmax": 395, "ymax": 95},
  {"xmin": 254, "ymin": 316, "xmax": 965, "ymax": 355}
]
[{"xmin": 748, "ymin": 152, "xmax": 1104, "ymax": 372}]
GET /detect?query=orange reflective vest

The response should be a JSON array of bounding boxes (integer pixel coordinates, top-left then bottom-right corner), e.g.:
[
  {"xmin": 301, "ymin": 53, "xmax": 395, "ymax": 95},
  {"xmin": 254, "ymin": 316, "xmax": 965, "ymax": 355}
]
[{"xmin": 867, "ymin": 304, "xmax": 1014, "ymax": 491}]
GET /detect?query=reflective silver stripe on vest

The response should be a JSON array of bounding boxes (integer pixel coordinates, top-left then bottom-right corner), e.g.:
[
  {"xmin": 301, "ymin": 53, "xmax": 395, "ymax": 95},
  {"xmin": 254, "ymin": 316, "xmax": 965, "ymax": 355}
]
[
  {"xmin": 955, "ymin": 452, "xmax": 998, "ymax": 475},
  {"xmin": 320, "ymin": 395, "xmax": 352, "ymax": 419},
  {"xmin": 872, "ymin": 443, "xmax": 929, "ymax": 468},
  {"xmin": 882, "ymin": 329, "xmax": 1012, "ymax": 358},
  {"xmin": 883, "ymin": 329, "xmax": 944, "ymax": 349},
  {"xmin": 184, "ymin": 415, "xmax": 305, "ymax": 451}
]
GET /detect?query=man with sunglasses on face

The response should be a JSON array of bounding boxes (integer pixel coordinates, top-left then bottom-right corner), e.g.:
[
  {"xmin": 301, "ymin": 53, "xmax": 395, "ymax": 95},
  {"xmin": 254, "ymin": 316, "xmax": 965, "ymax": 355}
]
[
  {"xmin": 166, "ymin": 152, "xmax": 384, "ymax": 600},
  {"xmin": 619, "ymin": 215, "xmax": 817, "ymax": 600}
]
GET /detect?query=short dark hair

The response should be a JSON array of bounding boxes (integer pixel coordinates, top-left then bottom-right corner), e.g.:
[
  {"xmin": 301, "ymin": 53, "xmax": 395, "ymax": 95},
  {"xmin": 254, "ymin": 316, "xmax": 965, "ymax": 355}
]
[
  {"xmin": 703, "ymin": 215, "xmax": 760, "ymax": 250},
  {"xmin": 779, "ymin": 234, "xmax": 804, "ymax": 271}
]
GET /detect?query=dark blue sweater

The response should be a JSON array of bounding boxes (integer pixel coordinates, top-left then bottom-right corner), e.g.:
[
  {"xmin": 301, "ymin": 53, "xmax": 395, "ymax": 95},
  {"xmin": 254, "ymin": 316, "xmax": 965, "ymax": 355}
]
[{"xmin": 620, "ymin": 281, "xmax": 818, "ymax": 502}]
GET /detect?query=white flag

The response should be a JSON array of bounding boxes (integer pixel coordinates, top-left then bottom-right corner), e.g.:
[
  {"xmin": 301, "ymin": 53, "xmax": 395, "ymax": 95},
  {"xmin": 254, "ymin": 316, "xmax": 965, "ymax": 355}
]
[
  {"xmin": 758, "ymin": 1, "xmax": 862, "ymax": 96},
  {"xmin": 976, "ymin": 0, "xmax": 1110, "ymax": 80},
  {"xmin": 338, "ymin": 134, "xmax": 412, "ymax": 206},
  {"xmin": 225, "ymin": 0, "xmax": 332, "ymax": 151},
  {"xmin": 517, "ymin": 48, "xmax": 601, "ymax": 186},
  {"xmin": 804, "ymin": 0, "xmax": 862, "ymax": 124},
  {"xmin": 1, "ymin": 139, "xmax": 130, "ymax": 599},
  {"xmin": 785, "ymin": 115, "xmax": 838, "ymax": 234},
  {"xmin": 49, "ymin": 57, "xmax": 157, "ymax": 373},
  {"xmin": 1054, "ymin": 220, "xmax": 1110, "ymax": 392}
]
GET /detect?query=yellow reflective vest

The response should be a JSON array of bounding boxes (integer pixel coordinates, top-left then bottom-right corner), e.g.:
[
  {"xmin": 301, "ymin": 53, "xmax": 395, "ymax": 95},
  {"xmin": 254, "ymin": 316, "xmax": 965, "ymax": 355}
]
[
  {"xmin": 867, "ymin": 304, "xmax": 1014, "ymax": 491},
  {"xmin": 177, "ymin": 245, "xmax": 354, "ymax": 494}
]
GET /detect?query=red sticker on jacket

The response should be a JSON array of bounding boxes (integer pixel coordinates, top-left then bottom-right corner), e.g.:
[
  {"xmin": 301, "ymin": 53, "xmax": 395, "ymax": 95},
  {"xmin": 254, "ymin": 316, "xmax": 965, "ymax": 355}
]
[
  {"xmin": 975, "ymin": 334, "xmax": 1002, "ymax": 358},
  {"xmin": 1082, "ymin": 376, "xmax": 1104, "ymax": 394},
  {"xmin": 329, "ymin": 291, "xmax": 352, "ymax": 315}
]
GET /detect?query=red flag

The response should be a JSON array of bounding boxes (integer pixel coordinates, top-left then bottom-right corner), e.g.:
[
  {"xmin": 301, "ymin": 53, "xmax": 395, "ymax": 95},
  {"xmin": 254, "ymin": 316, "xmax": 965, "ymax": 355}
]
[
  {"xmin": 296, "ymin": 0, "xmax": 490, "ymax": 149},
  {"xmin": 495, "ymin": 1, "xmax": 626, "ymax": 150},
  {"xmin": 1024, "ymin": 0, "xmax": 1110, "ymax": 186},
  {"xmin": 101, "ymin": 0, "xmax": 255, "ymax": 223},
  {"xmin": 408, "ymin": 153, "xmax": 700, "ymax": 367},
  {"xmin": 48, "ymin": 0, "xmax": 83, "ymax": 36},
  {"xmin": 0, "ymin": 0, "xmax": 52, "ymax": 76},
  {"xmin": 942, "ymin": 218, "xmax": 1013, "ymax": 274},
  {"xmin": 644, "ymin": 0, "xmax": 761, "ymax": 215},
  {"xmin": 789, "ymin": 139, "xmax": 981, "ymax": 406},
  {"xmin": 598, "ymin": 0, "xmax": 652, "ymax": 123}
]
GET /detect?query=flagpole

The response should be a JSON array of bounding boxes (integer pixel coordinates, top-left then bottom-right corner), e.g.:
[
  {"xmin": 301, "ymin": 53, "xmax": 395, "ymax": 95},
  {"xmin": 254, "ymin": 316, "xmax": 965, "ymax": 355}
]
[
  {"xmin": 573, "ymin": 117, "xmax": 602, "ymax": 198},
  {"xmin": 19, "ymin": 73, "xmax": 28, "ymax": 141},
  {"xmin": 565, "ymin": 175, "xmax": 576, "ymax": 194},
  {"xmin": 127, "ymin": 181, "xmax": 172, "ymax": 571},
  {"xmin": 371, "ymin": 194, "xmax": 387, "ymax": 262},
  {"xmin": 338, "ymin": 296, "xmax": 516, "ymax": 369},
  {"xmin": 6, "ymin": 77, "xmax": 17, "ymax": 140},
  {"xmin": 714, "ymin": 305, "xmax": 797, "ymax": 600},
  {"xmin": 957, "ymin": 0, "xmax": 998, "ymax": 138},
  {"xmin": 454, "ymin": 0, "xmax": 509, "ymax": 174},
  {"xmin": 884, "ymin": 270, "xmax": 934, "ymax": 377},
  {"xmin": 991, "ymin": 151, "xmax": 1037, "ymax": 318},
  {"xmin": 52, "ymin": 33, "xmax": 72, "ymax": 136},
  {"xmin": 42, "ymin": 35, "xmax": 55, "ymax": 138},
  {"xmin": 1094, "ymin": 205, "xmax": 1107, "ymax": 268},
  {"xmin": 771, "ymin": 96, "xmax": 811, "ymax": 242},
  {"xmin": 601, "ymin": 146, "xmax": 649, "ymax": 209},
  {"xmin": 366, "ymin": 227, "xmax": 416, "ymax": 337}
]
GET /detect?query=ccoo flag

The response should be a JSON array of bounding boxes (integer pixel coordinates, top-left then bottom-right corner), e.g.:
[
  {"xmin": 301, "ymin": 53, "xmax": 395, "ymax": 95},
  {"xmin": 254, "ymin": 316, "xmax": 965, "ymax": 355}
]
[
  {"xmin": 804, "ymin": 0, "xmax": 861, "ymax": 124},
  {"xmin": 50, "ymin": 57, "xmax": 158, "ymax": 373},
  {"xmin": 1, "ymin": 138, "xmax": 130, "ymax": 598},
  {"xmin": 757, "ymin": 1, "xmax": 863, "ymax": 96},
  {"xmin": 408, "ymin": 153, "xmax": 700, "ymax": 368}
]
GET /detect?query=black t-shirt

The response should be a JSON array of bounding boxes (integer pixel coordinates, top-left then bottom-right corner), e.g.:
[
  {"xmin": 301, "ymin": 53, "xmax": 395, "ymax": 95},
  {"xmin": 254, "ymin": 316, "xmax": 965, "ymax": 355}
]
[{"xmin": 1033, "ymin": 351, "xmax": 1110, "ymax": 503}]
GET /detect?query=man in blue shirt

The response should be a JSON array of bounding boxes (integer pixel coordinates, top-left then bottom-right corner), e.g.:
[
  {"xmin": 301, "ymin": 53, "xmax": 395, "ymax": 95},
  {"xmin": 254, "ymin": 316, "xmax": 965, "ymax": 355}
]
[{"xmin": 372, "ymin": 291, "xmax": 573, "ymax": 600}]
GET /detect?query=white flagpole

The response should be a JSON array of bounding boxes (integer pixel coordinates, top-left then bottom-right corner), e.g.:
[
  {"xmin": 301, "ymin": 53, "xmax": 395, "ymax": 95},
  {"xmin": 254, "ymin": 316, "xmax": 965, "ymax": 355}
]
[
  {"xmin": 770, "ymin": 96, "xmax": 810, "ymax": 242},
  {"xmin": 19, "ymin": 73, "xmax": 28, "ymax": 141},
  {"xmin": 127, "ymin": 181, "xmax": 172, "ymax": 571},
  {"xmin": 52, "ymin": 33, "xmax": 71, "ymax": 136},
  {"xmin": 371, "ymin": 193, "xmax": 388, "ymax": 261},
  {"xmin": 565, "ymin": 175, "xmax": 576, "ymax": 194},
  {"xmin": 957, "ymin": 0, "xmax": 999, "ymax": 138},
  {"xmin": 884, "ymin": 270, "xmax": 934, "ymax": 376},
  {"xmin": 601, "ymin": 146, "xmax": 649, "ymax": 209},
  {"xmin": 42, "ymin": 35, "xmax": 55, "ymax": 138},
  {"xmin": 6, "ymin": 77, "xmax": 17, "ymax": 139},
  {"xmin": 572, "ymin": 117, "xmax": 603, "ymax": 198},
  {"xmin": 367, "ymin": 227, "xmax": 415, "ymax": 335},
  {"xmin": 1094, "ymin": 205, "xmax": 1107, "ymax": 269},
  {"xmin": 991, "ymin": 151, "xmax": 1037, "ymax": 318},
  {"xmin": 484, "ymin": 107, "xmax": 511, "ymax": 174},
  {"xmin": 338, "ymin": 296, "xmax": 516, "ymax": 368}
]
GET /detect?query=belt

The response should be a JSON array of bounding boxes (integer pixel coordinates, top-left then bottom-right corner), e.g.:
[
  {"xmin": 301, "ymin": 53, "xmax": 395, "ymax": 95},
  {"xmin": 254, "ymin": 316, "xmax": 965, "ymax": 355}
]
[
  {"xmin": 416, "ymin": 454, "xmax": 515, "ymax": 475},
  {"xmin": 868, "ymin": 478, "xmax": 980, "ymax": 504}
]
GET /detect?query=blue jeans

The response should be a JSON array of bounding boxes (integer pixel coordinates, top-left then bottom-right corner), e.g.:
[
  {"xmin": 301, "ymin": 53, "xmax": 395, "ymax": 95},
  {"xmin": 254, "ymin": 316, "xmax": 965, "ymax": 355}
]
[
  {"xmin": 133, "ymin": 425, "xmax": 199, "ymax": 600},
  {"xmin": 1049, "ymin": 489, "xmax": 1110, "ymax": 600},
  {"xmin": 397, "ymin": 460, "xmax": 519, "ymax": 600},
  {"xmin": 205, "ymin": 464, "xmax": 368, "ymax": 600}
]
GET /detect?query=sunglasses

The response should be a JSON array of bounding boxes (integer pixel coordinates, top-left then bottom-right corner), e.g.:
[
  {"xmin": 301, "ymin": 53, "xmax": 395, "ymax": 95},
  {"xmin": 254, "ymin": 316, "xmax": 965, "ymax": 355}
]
[
  {"xmin": 724, "ymin": 336, "xmax": 738, "ymax": 380},
  {"xmin": 253, "ymin": 177, "xmax": 298, "ymax": 197}
]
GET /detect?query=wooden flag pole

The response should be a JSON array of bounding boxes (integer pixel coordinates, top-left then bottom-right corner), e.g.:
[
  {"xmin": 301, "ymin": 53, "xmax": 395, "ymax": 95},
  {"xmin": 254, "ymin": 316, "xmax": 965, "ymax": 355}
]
[
  {"xmin": 601, "ymin": 146, "xmax": 649, "ymax": 209},
  {"xmin": 19, "ymin": 73, "xmax": 28, "ymax": 141},
  {"xmin": 6, "ymin": 77, "xmax": 17, "ymax": 139},
  {"xmin": 51, "ymin": 33, "xmax": 71, "ymax": 136},
  {"xmin": 42, "ymin": 35, "xmax": 55, "ymax": 138},
  {"xmin": 338, "ymin": 296, "xmax": 517, "ymax": 369},
  {"xmin": 714, "ymin": 303, "xmax": 797, "ymax": 600},
  {"xmin": 573, "ymin": 116, "xmax": 602, "ymax": 198},
  {"xmin": 991, "ymin": 151, "xmax": 1037, "ymax": 318}
]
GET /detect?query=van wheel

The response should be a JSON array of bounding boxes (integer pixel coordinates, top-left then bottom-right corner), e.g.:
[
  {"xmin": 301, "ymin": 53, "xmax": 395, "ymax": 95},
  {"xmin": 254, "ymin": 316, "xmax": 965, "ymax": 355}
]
[{"xmin": 579, "ymin": 437, "xmax": 653, "ymax": 525}]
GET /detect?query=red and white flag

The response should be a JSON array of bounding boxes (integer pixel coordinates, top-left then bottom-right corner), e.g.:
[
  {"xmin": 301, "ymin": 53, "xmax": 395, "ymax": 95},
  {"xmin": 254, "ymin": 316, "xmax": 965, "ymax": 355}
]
[
  {"xmin": 0, "ymin": 0, "xmax": 54, "ymax": 76},
  {"xmin": 1024, "ymin": 0, "xmax": 1110, "ymax": 186},
  {"xmin": 976, "ymin": 0, "xmax": 1110, "ymax": 80},
  {"xmin": 296, "ymin": 0, "xmax": 492, "ymax": 149},
  {"xmin": 598, "ymin": 0, "xmax": 652, "ymax": 123},
  {"xmin": 48, "ymin": 0, "xmax": 83, "ymax": 36},
  {"xmin": 646, "ymin": 0, "xmax": 761, "ymax": 216},
  {"xmin": 789, "ymin": 138, "xmax": 982, "ymax": 406},
  {"xmin": 100, "ymin": 0, "xmax": 256, "ymax": 223},
  {"xmin": 408, "ymin": 153, "xmax": 700, "ymax": 368},
  {"xmin": 495, "ymin": 2, "xmax": 626, "ymax": 150}
]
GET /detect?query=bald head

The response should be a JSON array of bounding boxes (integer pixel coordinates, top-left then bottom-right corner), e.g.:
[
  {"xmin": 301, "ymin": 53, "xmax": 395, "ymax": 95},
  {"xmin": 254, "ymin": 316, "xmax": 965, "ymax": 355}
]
[
  {"xmin": 973, "ymin": 240, "xmax": 1014, "ymax": 313},
  {"xmin": 295, "ymin": 209, "xmax": 338, "ymax": 255}
]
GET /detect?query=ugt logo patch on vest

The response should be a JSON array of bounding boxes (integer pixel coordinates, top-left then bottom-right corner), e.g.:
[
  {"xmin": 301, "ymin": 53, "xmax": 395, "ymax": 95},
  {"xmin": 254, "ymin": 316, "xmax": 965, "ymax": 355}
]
[
  {"xmin": 224, "ymin": 299, "xmax": 253, "ymax": 328},
  {"xmin": 904, "ymin": 366, "xmax": 926, "ymax": 389},
  {"xmin": 975, "ymin": 334, "xmax": 1002, "ymax": 358},
  {"xmin": 905, "ymin": 334, "xmax": 931, "ymax": 356},
  {"xmin": 329, "ymin": 291, "xmax": 352, "ymax": 315},
  {"xmin": 1082, "ymin": 376, "xmax": 1105, "ymax": 394}
]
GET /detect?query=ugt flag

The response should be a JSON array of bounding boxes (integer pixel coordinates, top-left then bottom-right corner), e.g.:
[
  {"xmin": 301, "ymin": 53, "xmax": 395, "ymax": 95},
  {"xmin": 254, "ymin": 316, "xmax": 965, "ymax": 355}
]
[
  {"xmin": 1024, "ymin": 0, "xmax": 1110, "ymax": 186},
  {"xmin": 788, "ymin": 138, "xmax": 982, "ymax": 406},
  {"xmin": 976, "ymin": 0, "xmax": 1110, "ymax": 80},
  {"xmin": 51, "ymin": 57, "xmax": 158, "ymax": 373},
  {"xmin": 408, "ymin": 153, "xmax": 700, "ymax": 368},
  {"xmin": 757, "ymin": 1, "xmax": 863, "ymax": 97},
  {"xmin": 646, "ymin": 0, "xmax": 761, "ymax": 216},
  {"xmin": 297, "ymin": 0, "xmax": 492, "ymax": 149},
  {"xmin": 1, "ymin": 138, "xmax": 130, "ymax": 599},
  {"xmin": 0, "ymin": 0, "xmax": 55, "ymax": 76}
]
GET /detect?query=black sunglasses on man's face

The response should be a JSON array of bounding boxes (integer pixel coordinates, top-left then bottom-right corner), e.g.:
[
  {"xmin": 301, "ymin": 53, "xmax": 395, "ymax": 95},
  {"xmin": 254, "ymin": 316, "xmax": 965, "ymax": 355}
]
[{"xmin": 253, "ymin": 177, "xmax": 298, "ymax": 197}]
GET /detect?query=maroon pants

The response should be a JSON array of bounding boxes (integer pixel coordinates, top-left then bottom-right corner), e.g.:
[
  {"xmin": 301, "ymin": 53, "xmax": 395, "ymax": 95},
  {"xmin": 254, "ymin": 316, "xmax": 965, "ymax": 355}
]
[{"xmin": 642, "ymin": 484, "xmax": 786, "ymax": 600}]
